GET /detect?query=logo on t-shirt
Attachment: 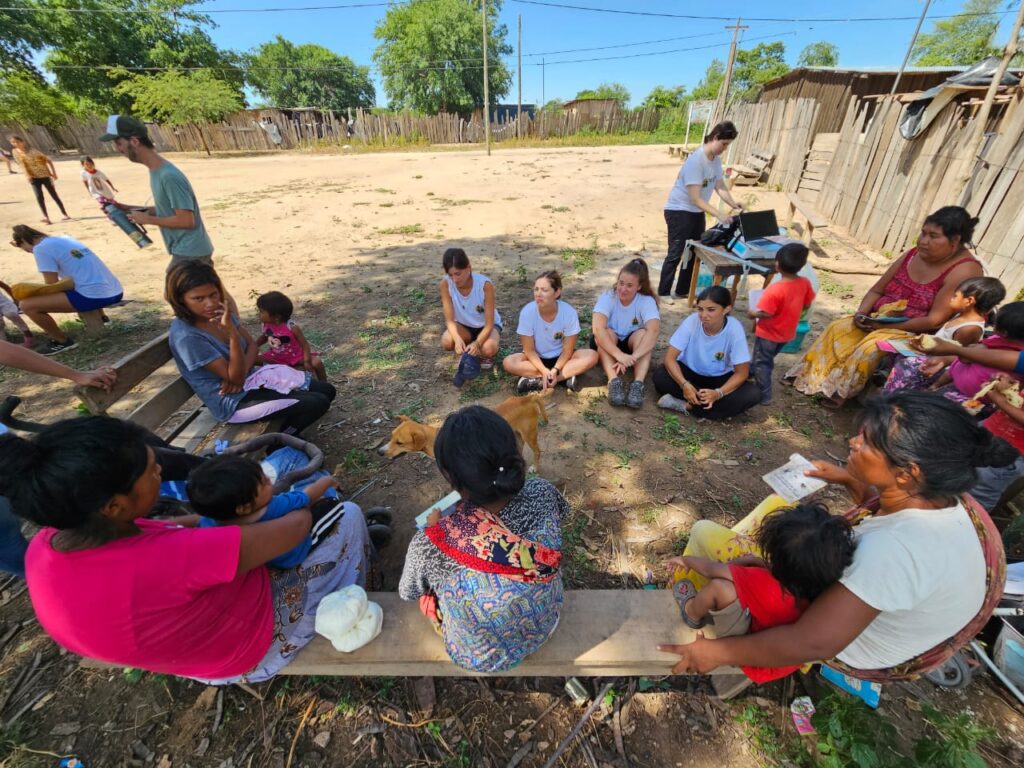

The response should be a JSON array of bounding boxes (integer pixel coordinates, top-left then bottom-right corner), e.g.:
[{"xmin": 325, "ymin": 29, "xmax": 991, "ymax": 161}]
[
  {"xmin": 70, "ymin": 249, "xmax": 84, "ymax": 259},
  {"xmin": 631, "ymin": 316, "xmax": 640, "ymax": 326},
  {"xmin": 475, "ymin": 304, "xmax": 485, "ymax": 314},
  {"xmin": 554, "ymin": 331, "xmax": 564, "ymax": 341},
  {"xmin": 714, "ymin": 351, "xmax": 725, "ymax": 361}
]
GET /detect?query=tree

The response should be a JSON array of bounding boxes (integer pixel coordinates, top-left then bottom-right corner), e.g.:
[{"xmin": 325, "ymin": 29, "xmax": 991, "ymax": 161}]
[
  {"xmin": 731, "ymin": 42, "xmax": 790, "ymax": 102},
  {"xmin": 541, "ymin": 98, "xmax": 564, "ymax": 112},
  {"xmin": 0, "ymin": 71, "xmax": 81, "ymax": 129},
  {"xmin": 912, "ymin": 0, "xmax": 1003, "ymax": 65},
  {"xmin": 373, "ymin": 0, "xmax": 512, "ymax": 114},
  {"xmin": 113, "ymin": 69, "xmax": 242, "ymax": 155},
  {"xmin": 247, "ymin": 36, "xmax": 374, "ymax": 111},
  {"xmin": 574, "ymin": 82, "xmax": 631, "ymax": 108},
  {"xmin": 798, "ymin": 41, "xmax": 839, "ymax": 67},
  {"xmin": 690, "ymin": 59, "xmax": 725, "ymax": 102},
  {"xmin": 1, "ymin": 0, "xmax": 47, "ymax": 73},
  {"xmin": 642, "ymin": 85, "xmax": 687, "ymax": 110}
]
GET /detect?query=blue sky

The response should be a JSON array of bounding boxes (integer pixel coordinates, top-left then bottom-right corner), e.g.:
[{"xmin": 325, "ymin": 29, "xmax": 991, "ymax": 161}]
[{"xmin": 194, "ymin": 0, "xmax": 1015, "ymax": 106}]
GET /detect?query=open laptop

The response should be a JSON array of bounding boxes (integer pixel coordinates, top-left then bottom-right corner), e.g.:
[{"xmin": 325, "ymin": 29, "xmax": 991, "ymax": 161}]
[{"xmin": 738, "ymin": 210, "xmax": 782, "ymax": 249}]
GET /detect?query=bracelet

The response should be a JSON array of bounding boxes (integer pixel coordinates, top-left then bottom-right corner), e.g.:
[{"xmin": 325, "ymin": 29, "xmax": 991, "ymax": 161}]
[{"xmin": 715, "ymin": 388, "xmax": 725, "ymax": 399}]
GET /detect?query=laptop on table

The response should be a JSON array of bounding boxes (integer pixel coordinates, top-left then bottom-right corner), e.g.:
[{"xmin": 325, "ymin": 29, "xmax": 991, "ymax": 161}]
[{"xmin": 738, "ymin": 210, "xmax": 783, "ymax": 250}]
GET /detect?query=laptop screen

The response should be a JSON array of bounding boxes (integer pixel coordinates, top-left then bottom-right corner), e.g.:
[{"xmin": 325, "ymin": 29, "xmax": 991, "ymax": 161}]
[{"xmin": 739, "ymin": 210, "xmax": 779, "ymax": 241}]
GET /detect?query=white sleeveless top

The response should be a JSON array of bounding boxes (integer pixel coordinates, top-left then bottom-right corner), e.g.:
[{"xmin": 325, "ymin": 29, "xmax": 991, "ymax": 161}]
[
  {"xmin": 936, "ymin": 318, "xmax": 985, "ymax": 341},
  {"xmin": 446, "ymin": 273, "xmax": 502, "ymax": 329}
]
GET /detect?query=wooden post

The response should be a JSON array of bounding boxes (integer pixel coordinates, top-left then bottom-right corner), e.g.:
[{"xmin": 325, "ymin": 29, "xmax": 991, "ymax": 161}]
[
  {"xmin": 891, "ymin": 0, "xmax": 932, "ymax": 95},
  {"xmin": 712, "ymin": 18, "xmax": 747, "ymax": 126},
  {"xmin": 517, "ymin": 14, "xmax": 523, "ymax": 140},
  {"xmin": 482, "ymin": 0, "xmax": 491, "ymax": 155}
]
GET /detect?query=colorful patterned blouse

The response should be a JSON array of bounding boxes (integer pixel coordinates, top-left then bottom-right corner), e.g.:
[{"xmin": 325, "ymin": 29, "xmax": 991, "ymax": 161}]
[{"xmin": 13, "ymin": 148, "xmax": 52, "ymax": 179}]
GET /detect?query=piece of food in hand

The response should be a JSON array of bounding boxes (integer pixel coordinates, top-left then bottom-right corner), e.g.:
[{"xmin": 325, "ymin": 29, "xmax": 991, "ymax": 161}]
[
  {"xmin": 872, "ymin": 299, "xmax": 908, "ymax": 318},
  {"xmin": 916, "ymin": 334, "xmax": 961, "ymax": 350},
  {"xmin": 963, "ymin": 398, "xmax": 985, "ymax": 416}
]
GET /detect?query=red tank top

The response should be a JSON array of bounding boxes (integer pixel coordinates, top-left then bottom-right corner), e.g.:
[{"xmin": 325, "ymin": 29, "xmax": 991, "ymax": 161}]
[{"xmin": 873, "ymin": 248, "xmax": 979, "ymax": 318}]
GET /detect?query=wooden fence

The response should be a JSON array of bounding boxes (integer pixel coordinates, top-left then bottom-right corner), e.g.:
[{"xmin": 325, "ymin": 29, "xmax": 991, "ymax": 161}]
[{"xmin": 723, "ymin": 98, "xmax": 819, "ymax": 192}]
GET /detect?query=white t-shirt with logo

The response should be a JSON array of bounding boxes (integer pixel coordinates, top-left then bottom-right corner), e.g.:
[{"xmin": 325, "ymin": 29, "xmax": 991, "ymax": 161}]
[
  {"xmin": 33, "ymin": 236, "xmax": 123, "ymax": 300},
  {"xmin": 445, "ymin": 273, "xmax": 502, "ymax": 329},
  {"xmin": 668, "ymin": 314, "xmax": 750, "ymax": 376},
  {"xmin": 517, "ymin": 300, "xmax": 581, "ymax": 359},
  {"xmin": 836, "ymin": 502, "xmax": 986, "ymax": 670},
  {"xmin": 80, "ymin": 168, "xmax": 116, "ymax": 200},
  {"xmin": 593, "ymin": 290, "xmax": 660, "ymax": 341},
  {"xmin": 666, "ymin": 148, "xmax": 722, "ymax": 212}
]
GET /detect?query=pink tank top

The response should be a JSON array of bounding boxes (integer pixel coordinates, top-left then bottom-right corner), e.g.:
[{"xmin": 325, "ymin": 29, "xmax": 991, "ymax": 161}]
[{"xmin": 873, "ymin": 249, "xmax": 979, "ymax": 319}]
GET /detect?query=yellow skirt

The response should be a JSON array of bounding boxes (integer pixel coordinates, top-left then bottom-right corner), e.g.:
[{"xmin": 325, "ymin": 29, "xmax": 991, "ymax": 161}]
[{"xmin": 784, "ymin": 316, "xmax": 911, "ymax": 400}]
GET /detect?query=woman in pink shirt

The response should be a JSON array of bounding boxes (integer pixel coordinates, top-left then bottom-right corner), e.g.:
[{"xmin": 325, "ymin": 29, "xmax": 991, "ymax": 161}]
[{"xmin": 0, "ymin": 416, "xmax": 372, "ymax": 682}]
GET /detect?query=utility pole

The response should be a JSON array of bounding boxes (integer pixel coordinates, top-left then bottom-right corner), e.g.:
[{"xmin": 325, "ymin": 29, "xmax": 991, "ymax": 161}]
[
  {"xmin": 542, "ymin": 58, "xmax": 546, "ymax": 107},
  {"xmin": 482, "ymin": 0, "xmax": 491, "ymax": 156},
  {"xmin": 891, "ymin": 0, "xmax": 932, "ymax": 95},
  {"xmin": 517, "ymin": 14, "xmax": 523, "ymax": 139},
  {"xmin": 713, "ymin": 17, "xmax": 747, "ymax": 126}
]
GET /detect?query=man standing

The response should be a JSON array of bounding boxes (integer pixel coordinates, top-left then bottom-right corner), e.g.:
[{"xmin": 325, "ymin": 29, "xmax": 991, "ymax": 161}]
[{"xmin": 99, "ymin": 115, "xmax": 214, "ymax": 265}]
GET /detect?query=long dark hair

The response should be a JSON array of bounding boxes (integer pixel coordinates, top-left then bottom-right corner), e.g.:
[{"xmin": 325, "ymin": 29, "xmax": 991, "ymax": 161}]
[
  {"xmin": 615, "ymin": 258, "xmax": 657, "ymax": 304},
  {"xmin": 442, "ymin": 247, "xmax": 471, "ymax": 273},
  {"xmin": 165, "ymin": 260, "xmax": 226, "ymax": 323},
  {"xmin": 11, "ymin": 225, "xmax": 46, "ymax": 248},
  {"xmin": 434, "ymin": 406, "xmax": 526, "ymax": 505}
]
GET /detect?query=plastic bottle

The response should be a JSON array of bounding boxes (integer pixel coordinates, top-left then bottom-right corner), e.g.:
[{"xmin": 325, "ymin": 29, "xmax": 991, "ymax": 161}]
[{"xmin": 103, "ymin": 204, "xmax": 153, "ymax": 249}]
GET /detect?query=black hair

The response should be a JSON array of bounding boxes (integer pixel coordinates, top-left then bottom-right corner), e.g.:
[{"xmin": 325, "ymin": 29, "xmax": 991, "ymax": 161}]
[
  {"xmin": 776, "ymin": 242, "xmax": 809, "ymax": 275},
  {"xmin": 186, "ymin": 455, "xmax": 265, "ymax": 520},
  {"xmin": 923, "ymin": 206, "xmax": 979, "ymax": 247},
  {"xmin": 256, "ymin": 290, "xmax": 294, "ymax": 323},
  {"xmin": 696, "ymin": 284, "xmax": 733, "ymax": 307},
  {"xmin": 993, "ymin": 301, "xmax": 1024, "ymax": 341},
  {"xmin": 136, "ymin": 134, "xmax": 155, "ymax": 150},
  {"xmin": 705, "ymin": 121, "xmax": 738, "ymax": 143},
  {"xmin": 757, "ymin": 501, "xmax": 856, "ymax": 602},
  {"xmin": 861, "ymin": 391, "xmax": 1019, "ymax": 498},
  {"xmin": 164, "ymin": 260, "xmax": 226, "ymax": 323},
  {"xmin": 956, "ymin": 276, "xmax": 1005, "ymax": 316},
  {"xmin": 442, "ymin": 247, "xmax": 471, "ymax": 273},
  {"xmin": 0, "ymin": 417, "xmax": 150, "ymax": 529},
  {"xmin": 434, "ymin": 405, "xmax": 526, "ymax": 505},
  {"xmin": 11, "ymin": 224, "xmax": 46, "ymax": 247},
  {"xmin": 81, "ymin": 156, "xmax": 94, "ymax": 166},
  {"xmin": 537, "ymin": 270, "xmax": 563, "ymax": 293}
]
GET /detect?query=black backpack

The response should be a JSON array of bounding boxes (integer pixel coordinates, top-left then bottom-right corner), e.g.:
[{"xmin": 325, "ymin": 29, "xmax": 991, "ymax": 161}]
[{"xmin": 700, "ymin": 219, "xmax": 740, "ymax": 250}]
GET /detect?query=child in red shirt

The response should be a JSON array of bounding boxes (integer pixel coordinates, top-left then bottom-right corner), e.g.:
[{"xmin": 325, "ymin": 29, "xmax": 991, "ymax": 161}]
[
  {"xmin": 668, "ymin": 501, "xmax": 856, "ymax": 683},
  {"xmin": 748, "ymin": 243, "xmax": 816, "ymax": 404}
]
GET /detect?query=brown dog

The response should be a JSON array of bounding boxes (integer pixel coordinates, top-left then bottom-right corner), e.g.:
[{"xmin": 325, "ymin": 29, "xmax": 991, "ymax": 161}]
[{"xmin": 378, "ymin": 393, "xmax": 548, "ymax": 469}]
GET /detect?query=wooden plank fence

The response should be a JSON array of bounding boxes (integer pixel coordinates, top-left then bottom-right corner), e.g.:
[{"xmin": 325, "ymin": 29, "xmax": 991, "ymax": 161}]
[{"xmin": 723, "ymin": 98, "xmax": 819, "ymax": 192}]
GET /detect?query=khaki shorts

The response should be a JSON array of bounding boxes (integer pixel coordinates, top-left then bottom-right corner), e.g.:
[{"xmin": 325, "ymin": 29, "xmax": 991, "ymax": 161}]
[{"xmin": 708, "ymin": 599, "xmax": 751, "ymax": 639}]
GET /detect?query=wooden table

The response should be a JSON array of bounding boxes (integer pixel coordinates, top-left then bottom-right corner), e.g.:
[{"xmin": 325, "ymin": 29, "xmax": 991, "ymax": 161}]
[{"xmin": 684, "ymin": 240, "xmax": 777, "ymax": 307}]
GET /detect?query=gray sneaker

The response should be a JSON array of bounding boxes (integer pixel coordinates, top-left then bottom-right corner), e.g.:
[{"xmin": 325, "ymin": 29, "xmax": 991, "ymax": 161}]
[
  {"xmin": 657, "ymin": 393, "xmax": 689, "ymax": 413},
  {"xmin": 607, "ymin": 376, "xmax": 626, "ymax": 406},
  {"xmin": 626, "ymin": 380, "xmax": 646, "ymax": 409}
]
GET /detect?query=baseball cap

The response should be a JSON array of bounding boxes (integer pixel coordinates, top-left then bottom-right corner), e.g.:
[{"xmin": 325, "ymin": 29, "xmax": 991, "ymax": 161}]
[
  {"xmin": 99, "ymin": 114, "xmax": 150, "ymax": 142},
  {"xmin": 452, "ymin": 352, "xmax": 482, "ymax": 388}
]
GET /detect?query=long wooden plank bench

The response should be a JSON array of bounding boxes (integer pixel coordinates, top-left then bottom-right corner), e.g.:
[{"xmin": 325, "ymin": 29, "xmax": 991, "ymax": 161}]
[
  {"xmin": 786, "ymin": 191, "xmax": 830, "ymax": 247},
  {"xmin": 730, "ymin": 150, "xmax": 774, "ymax": 186}
]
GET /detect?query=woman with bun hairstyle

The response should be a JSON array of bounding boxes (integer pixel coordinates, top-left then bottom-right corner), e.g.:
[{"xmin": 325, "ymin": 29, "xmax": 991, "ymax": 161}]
[
  {"xmin": 439, "ymin": 247, "xmax": 502, "ymax": 371},
  {"xmin": 399, "ymin": 406, "xmax": 567, "ymax": 672}
]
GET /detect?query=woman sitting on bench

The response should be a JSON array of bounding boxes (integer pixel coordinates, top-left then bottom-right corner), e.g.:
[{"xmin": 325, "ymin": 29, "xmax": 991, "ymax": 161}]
[
  {"xmin": 399, "ymin": 406, "xmax": 567, "ymax": 672},
  {"xmin": 0, "ymin": 416, "xmax": 373, "ymax": 682},
  {"xmin": 166, "ymin": 261, "xmax": 335, "ymax": 436},
  {"xmin": 659, "ymin": 391, "xmax": 1008, "ymax": 680}
]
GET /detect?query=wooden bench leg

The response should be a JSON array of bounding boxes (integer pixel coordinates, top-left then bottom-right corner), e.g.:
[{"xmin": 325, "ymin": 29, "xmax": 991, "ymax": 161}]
[
  {"xmin": 788, "ymin": 201, "xmax": 797, "ymax": 234},
  {"xmin": 78, "ymin": 310, "xmax": 106, "ymax": 336},
  {"xmin": 687, "ymin": 247, "xmax": 702, "ymax": 308},
  {"xmin": 805, "ymin": 221, "xmax": 814, "ymax": 246}
]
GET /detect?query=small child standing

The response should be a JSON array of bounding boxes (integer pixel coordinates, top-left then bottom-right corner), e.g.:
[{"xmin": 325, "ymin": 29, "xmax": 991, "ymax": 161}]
[
  {"xmin": 748, "ymin": 243, "xmax": 815, "ymax": 405},
  {"xmin": 668, "ymin": 502, "xmax": 855, "ymax": 683},
  {"xmin": 80, "ymin": 156, "xmax": 118, "ymax": 209},
  {"xmin": 256, "ymin": 291, "xmax": 327, "ymax": 381},
  {"xmin": 186, "ymin": 455, "xmax": 344, "ymax": 568},
  {"xmin": 0, "ymin": 280, "xmax": 35, "ymax": 348}
]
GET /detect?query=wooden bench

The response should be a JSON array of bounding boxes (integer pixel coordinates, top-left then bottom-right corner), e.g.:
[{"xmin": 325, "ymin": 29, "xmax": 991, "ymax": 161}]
[
  {"xmin": 667, "ymin": 145, "xmax": 692, "ymax": 161},
  {"xmin": 786, "ymin": 192, "xmax": 830, "ymax": 247},
  {"xmin": 729, "ymin": 151, "xmax": 774, "ymax": 186},
  {"xmin": 76, "ymin": 299, "xmax": 132, "ymax": 337}
]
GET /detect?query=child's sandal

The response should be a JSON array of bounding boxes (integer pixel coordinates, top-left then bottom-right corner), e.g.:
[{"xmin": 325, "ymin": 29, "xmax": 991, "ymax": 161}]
[{"xmin": 672, "ymin": 579, "xmax": 709, "ymax": 629}]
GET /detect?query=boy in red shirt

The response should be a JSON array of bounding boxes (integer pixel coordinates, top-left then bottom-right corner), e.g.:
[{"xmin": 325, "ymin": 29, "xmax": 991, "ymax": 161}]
[
  {"xmin": 668, "ymin": 502, "xmax": 855, "ymax": 683},
  {"xmin": 748, "ymin": 243, "xmax": 815, "ymax": 404}
]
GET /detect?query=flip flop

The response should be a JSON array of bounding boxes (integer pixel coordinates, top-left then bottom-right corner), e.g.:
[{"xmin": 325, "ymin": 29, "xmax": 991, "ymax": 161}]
[
  {"xmin": 672, "ymin": 579, "xmax": 709, "ymax": 629},
  {"xmin": 362, "ymin": 506, "xmax": 393, "ymax": 526}
]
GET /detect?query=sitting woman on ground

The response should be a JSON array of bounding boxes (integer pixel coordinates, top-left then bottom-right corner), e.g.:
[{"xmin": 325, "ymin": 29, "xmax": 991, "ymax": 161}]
[
  {"xmin": 439, "ymin": 247, "xmax": 502, "ymax": 373},
  {"xmin": 166, "ymin": 260, "xmax": 335, "ymax": 435},
  {"xmin": 399, "ymin": 406, "xmax": 566, "ymax": 673},
  {"xmin": 502, "ymin": 270, "xmax": 599, "ymax": 393},
  {"xmin": 0, "ymin": 416, "xmax": 373, "ymax": 682},
  {"xmin": 659, "ymin": 391, "xmax": 1008, "ymax": 679},
  {"xmin": 785, "ymin": 206, "xmax": 983, "ymax": 407},
  {"xmin": 591, "ymin": 258, "xmax": 661, "ymax": 408},
  {"xmin": 652, "ymin": 285, "xmax": 760, "ymax": 419},
  {"xmin": 10, "ymin": 225, "xmax": 124, "ymax": 356}
]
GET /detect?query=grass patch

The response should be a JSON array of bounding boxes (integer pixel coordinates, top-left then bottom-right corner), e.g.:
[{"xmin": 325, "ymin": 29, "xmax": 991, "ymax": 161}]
[
  {"xmin": 819, "ymin": 272, "xmax": 854, "ymax": 297},
  {"xmin": 561, "ymin": 513, "xmax": 595, "ymax": 584},
  {"xmin": 596, "ymin": 442, "xmax": 638, "ymax": 468},
  {"xmin": 457, "ymin": 371, "xmax": 507, "ymax": 402},
  {"xmin": 378, "ymin": 202, "xmax": 395, "ymax": 208},
  {"xmin": 433, "ymin": 197, "xmax": 488, "ymax": 207},
  {"xmin": 576, "ymin": 307, "xmax": 593, "ymax": 342},
  {"xmin": 357, "ymin": 321, "xmax": 415, "ymax": 371},
  {"xmin": 654, "ymin": 412, "xmax": 712, "ymax": 458},
  {"xmin": 560, "ymin": 246, "xmax": 598, "ymax": 275},
  {"xmin": 395, "ymin": 397, "xmax": 434, "ymax": 418},
  {"xmin": 404, "ymin": 286, "xmax": 427, "ymax": 310},
  {"xmin": 339, "ymin": 448, "xmax": 372, "ymax": 472},
  {"xmin": 373, "ymin": 187, "xmax": 397, "ymax": 194},
  {"xmin": 378, "ymin": 223, "xmax": 424, "ymax": 235}
]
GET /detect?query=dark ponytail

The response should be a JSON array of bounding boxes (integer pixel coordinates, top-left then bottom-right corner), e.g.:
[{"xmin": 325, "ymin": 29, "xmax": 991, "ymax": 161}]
[
  {"xmin": 704, "ymin": 121, "xmax": 738, "ymax": 143},
  {"xmin": 434, "ymin": 405, "xmax": 526, "ymax": 505},
  {"xmin": 923, "ymin": 206, "xmax": 979, "ymax": 248},
  {"xmin": 0, "ymin": 417, "xmax": 150, "ymax": 529}
]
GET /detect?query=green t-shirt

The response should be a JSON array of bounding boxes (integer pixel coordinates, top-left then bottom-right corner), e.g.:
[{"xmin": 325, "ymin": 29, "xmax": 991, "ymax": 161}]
[{"xmin": 149, "ymin": 161, "xmax": 214, "ymax": 260}]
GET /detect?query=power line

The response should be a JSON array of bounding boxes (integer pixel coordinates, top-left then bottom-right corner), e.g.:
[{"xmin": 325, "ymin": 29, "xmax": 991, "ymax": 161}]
[
  {"xmin": 0, "ymin": 2, "xmax": 395, "ymax": 13},
  {"xmin": 542, "ymin": 31, "xmax": 796, "ymax": 66},
  {"xmin": 523, "ymin": 30, "xmax": 726, "ymax": 57}
]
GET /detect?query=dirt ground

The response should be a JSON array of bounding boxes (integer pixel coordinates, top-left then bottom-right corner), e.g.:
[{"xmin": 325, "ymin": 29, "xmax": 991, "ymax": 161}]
[{"xmin": 0, "ymin": 145, "xmax": 1022, "ymax": 767}]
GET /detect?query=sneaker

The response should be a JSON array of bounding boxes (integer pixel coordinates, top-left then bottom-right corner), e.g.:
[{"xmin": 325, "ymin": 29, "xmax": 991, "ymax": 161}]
[
  {"xmin": 479, "ymin": 356, "xmax": 495, "ymax": 370},
  {"xmin": 626, "ymin": 380, "xmax": 646, "ymax": 409},
  {"xmin": 43, "ymin": 338, "xmax": 77, "ymax": 356},
  {"xmin": 517, "ymin": 376, "xmax": 543, "ymax": 395},
  {"xmin": 452, "ymin": 352, "xmax": 481, "ymax": 388},
  {"xmin": 657, "ymin": 394, "xmax": 689, "ymax": 413},
  {"xmin": 565, "ymin": 375, "xmax": 580, "ymax": 392},
  {"xmin": 607, "ymin": 376, "xmax": 626, "ymax": 406}
]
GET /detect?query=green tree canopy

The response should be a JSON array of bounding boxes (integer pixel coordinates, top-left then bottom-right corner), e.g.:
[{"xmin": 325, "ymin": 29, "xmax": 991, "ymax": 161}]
[
  {"xmin": 642, "ymin": 85, "xmax": 687, "ymax": 110},
  {"xmin": 911, "ymin": 0, "xmax": 1003, "ymax": 66},
  {"xmin": 541, "ymin": 98, "xmax": 565, "ymax": 112},
  {"xmin": 798, "ymin": 41, "xmax": 840, "ymax": 67},
  {"xmin": 573, "ymin": 82, "xmax": 631, "ymax": 108},
  {"xmin": 373, "ymin": 0, "xmax": 512, "ymax": 114},
  {"xmin": 732, "ymin": 42, "xmax": 790, "ymax": 102},
  {"xmin": 690, "ymin": 59, "xmax": 725, "ymax": 102},
  {"xmin": 0, "ymin": 71, "xmax": 82, "ymax": 129},
  {"xmin": 1, "ymin": 1, "xmax": 47, "ymax": 73},
  {"xmin": 246, "ymin": 36, "xmax": 374, "ymax": 110}
]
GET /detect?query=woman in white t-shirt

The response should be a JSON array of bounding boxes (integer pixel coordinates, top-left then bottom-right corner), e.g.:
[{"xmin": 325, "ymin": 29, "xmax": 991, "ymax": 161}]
[
  {"xmin": 503, "ymin": 271, "xmax": 599, "ymax": 394},
  {"xmin": 439, "ymin": 247, "xmax": 502, "ymax": 369},
  {"xmin": 591, "ymin": 258, "xmax": 661, "ymax": 409},
  {"xmin": 660, "ymin": 122, "xmax": 745, "ymax": 299},
  {"xmin": 652, "ymin": 285, "xmax": 760, "ymax": 420},
  {"xmin": 10, "ymin": 225, "xmax": 124, "ymax": 356},
  {"xmin": 659, "ymin": 391, "xmax": 1008, "ymax": 679}
]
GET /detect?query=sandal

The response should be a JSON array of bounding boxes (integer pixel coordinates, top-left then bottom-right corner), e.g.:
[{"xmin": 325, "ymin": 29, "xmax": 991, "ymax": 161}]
[
  {"xmin": 672, "ymin": 579, "xmax": 709, "ymax": 629},
  {"xmin": 821, "ymin": 395, "xmax": 846, "ymax": 410},
  {"xmin": 364, "ymin": 506, "xmax": 393, "ymax": 527}
]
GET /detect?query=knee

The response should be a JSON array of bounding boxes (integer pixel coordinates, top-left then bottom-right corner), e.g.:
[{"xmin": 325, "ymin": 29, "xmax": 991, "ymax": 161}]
[
  {"xmin": 706, "ymin": 577, "xmax": 738, "ymax": 606},
  {"xmin": 502, "ymin": 353, "xmax": 521, "ymax": 372},
  {"xmin": 440, "ymin": 334, "xmax": 454, "ymax": 350}
]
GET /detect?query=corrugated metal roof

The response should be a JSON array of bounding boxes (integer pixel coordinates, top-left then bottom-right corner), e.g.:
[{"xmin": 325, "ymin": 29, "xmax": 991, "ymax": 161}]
[{"xmin": 800, "ymin": 65, "xmax": 969, "ymax": 74}]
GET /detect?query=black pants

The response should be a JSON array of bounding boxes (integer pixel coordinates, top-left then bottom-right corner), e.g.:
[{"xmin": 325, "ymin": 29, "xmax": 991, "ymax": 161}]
[
  {"xmin": 652, "ymin": 362, "xmax": 761, "ymax": 420},
  {"xmin": 235, "ymin": 379, "xmax": 337, "ymax": 435},
  {"xmin": 29, "ymin": 177, "xmax": 68, "ymax": 219},
  {"xmin": 659, "ymin": 210, "xmax": 706, "ymax": 297}
]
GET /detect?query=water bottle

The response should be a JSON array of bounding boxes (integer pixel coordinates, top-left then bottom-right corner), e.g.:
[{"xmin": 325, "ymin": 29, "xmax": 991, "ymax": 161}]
[{"xmin": 103, "ymin": 203, "xmax": 153, "ymax": 249}]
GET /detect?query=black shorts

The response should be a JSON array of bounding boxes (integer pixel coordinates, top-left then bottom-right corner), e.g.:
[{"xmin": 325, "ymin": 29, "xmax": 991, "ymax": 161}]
[
  {"xmin": 539, "ymin": 355, "xmax": 560, "ymax": 369},
  {"xmin": 458, "ymin": 322, "xmax": 502, "ymax": 341},
  {"xmin": 589, "ymin": 329, "xmax": 638, "ymax": 354}
]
